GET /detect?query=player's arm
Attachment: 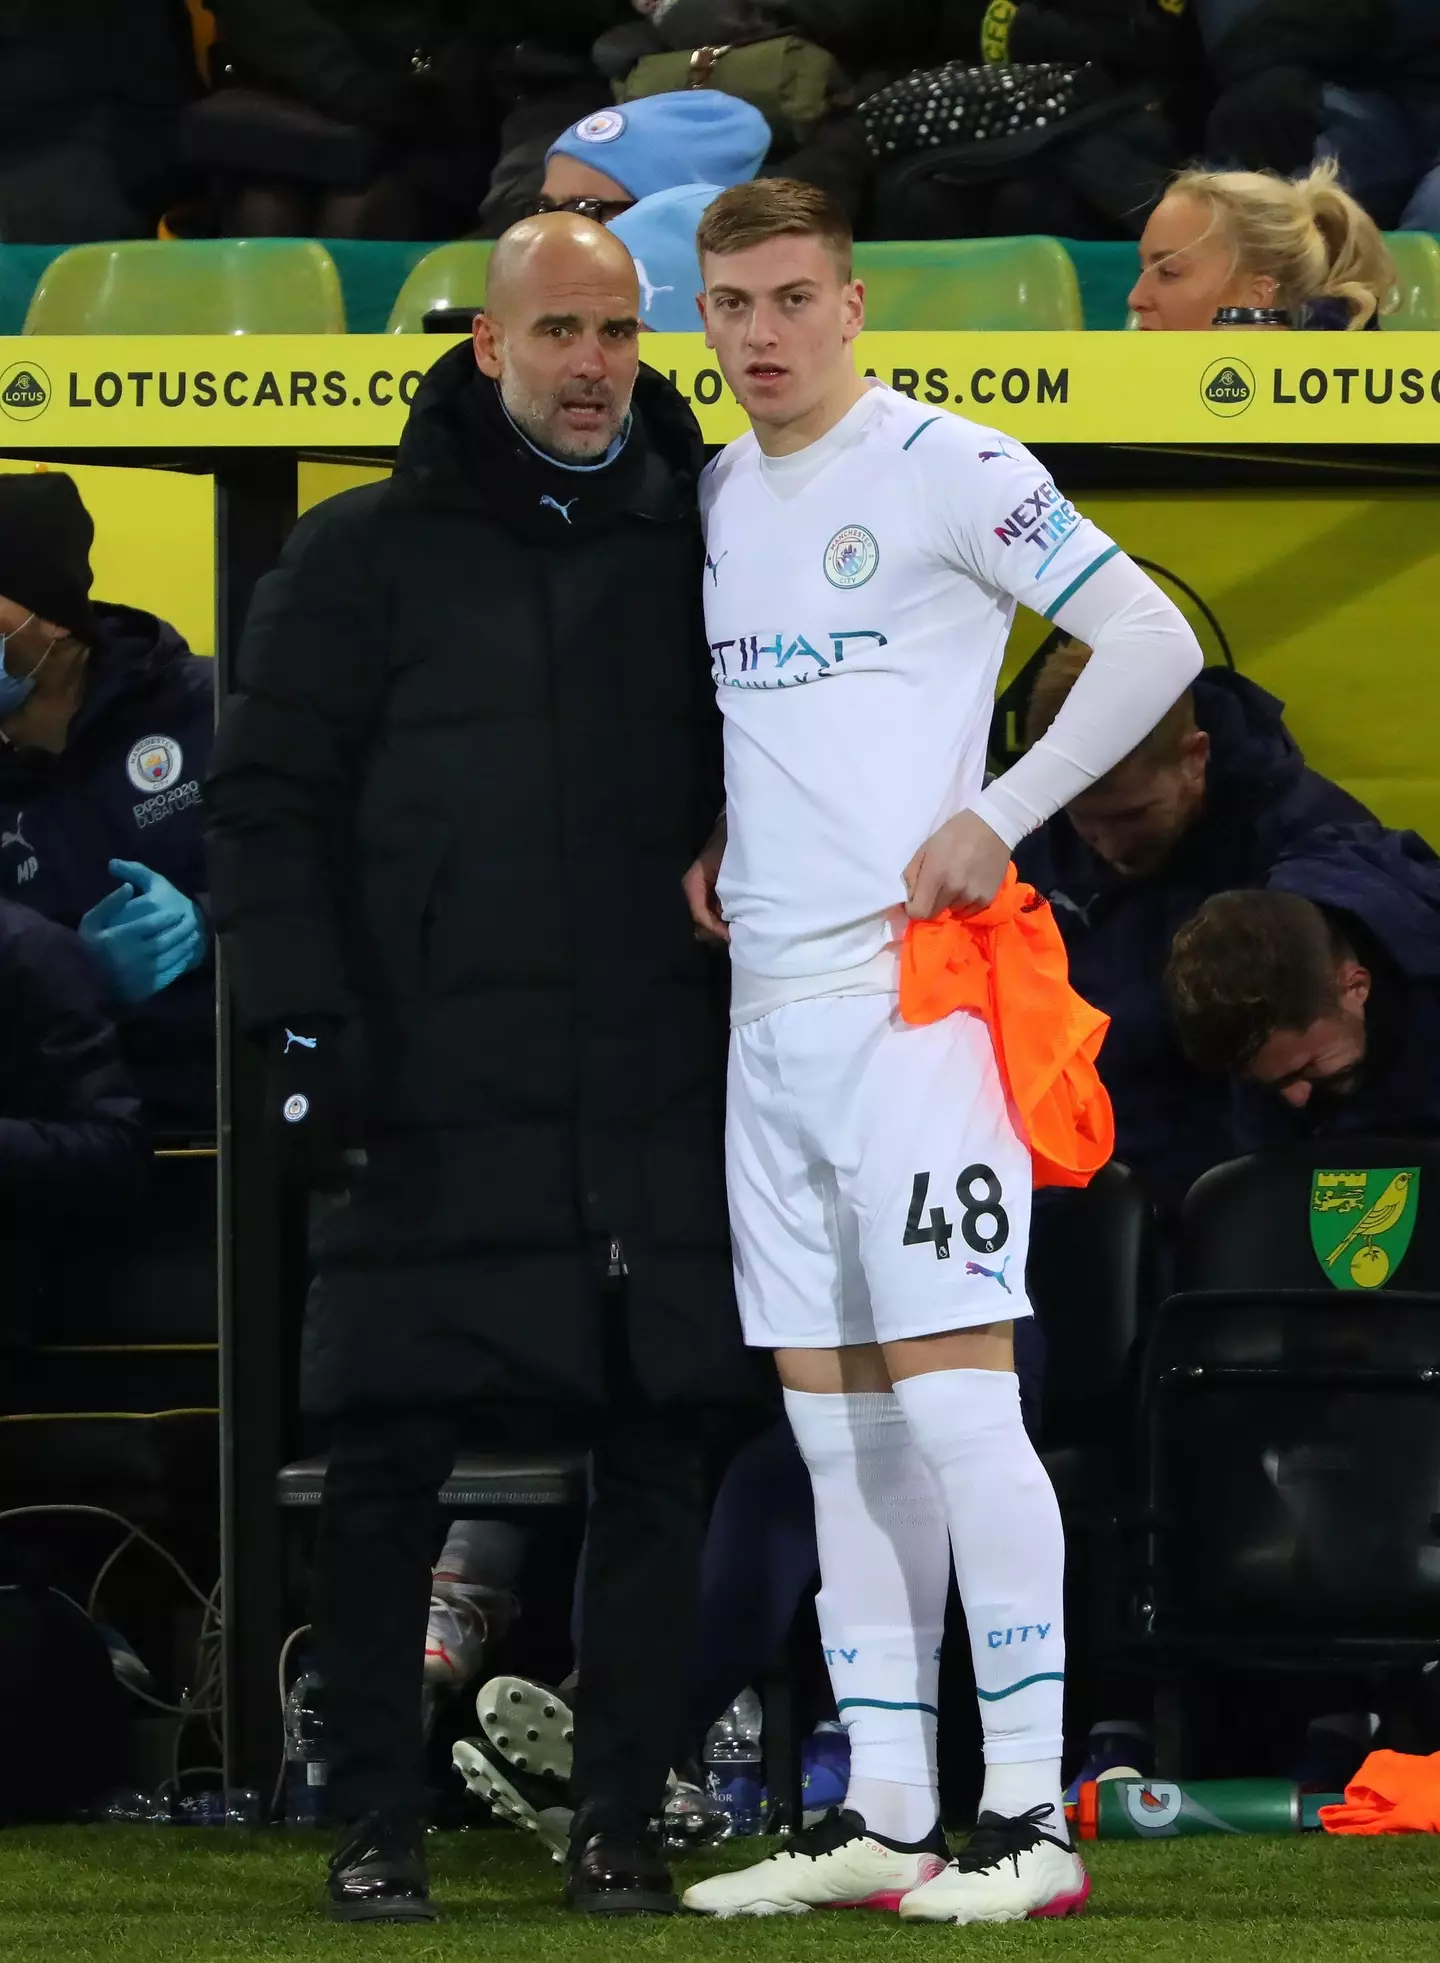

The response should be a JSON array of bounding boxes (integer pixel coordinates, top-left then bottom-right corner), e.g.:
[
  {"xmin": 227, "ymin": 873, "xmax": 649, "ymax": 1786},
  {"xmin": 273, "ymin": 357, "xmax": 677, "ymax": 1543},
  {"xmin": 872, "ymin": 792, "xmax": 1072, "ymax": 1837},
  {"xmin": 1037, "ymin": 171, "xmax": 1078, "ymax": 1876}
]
[{"xmin": 905, "ymin": 439, "xmax": 1203, "ymax": 918}]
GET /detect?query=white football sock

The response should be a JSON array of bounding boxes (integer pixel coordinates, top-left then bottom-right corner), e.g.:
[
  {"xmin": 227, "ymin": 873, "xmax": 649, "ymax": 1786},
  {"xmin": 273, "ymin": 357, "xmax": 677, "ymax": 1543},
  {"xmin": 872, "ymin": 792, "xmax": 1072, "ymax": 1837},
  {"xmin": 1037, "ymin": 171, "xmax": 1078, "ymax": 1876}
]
[
  {"xmin": 783, "ymin": 1387, "xmax": 950, "ymax": 1845},
  {"xmin": 893, "ymin": 1367, "xmax": 1066, "ymax": 1835}
]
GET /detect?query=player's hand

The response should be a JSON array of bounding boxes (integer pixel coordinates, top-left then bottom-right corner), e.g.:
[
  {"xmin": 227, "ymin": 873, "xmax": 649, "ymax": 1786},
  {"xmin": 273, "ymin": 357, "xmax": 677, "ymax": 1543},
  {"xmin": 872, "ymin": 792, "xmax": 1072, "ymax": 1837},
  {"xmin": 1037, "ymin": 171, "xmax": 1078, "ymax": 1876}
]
[
  {"xmin": 904, "ymin": 810, "xmax": 1010, "ymax": 919},
  {"xmin": 682, "ymin": 815, "xmax": 729, "ymax": 945}
]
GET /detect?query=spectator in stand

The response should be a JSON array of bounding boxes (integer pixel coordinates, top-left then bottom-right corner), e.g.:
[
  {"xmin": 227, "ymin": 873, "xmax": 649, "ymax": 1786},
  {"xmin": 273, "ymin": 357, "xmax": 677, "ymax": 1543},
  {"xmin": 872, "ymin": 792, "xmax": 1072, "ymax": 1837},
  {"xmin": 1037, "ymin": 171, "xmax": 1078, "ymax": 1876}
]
[
  {"xmin": 1166, "ymin": 826, "xmax": 1440, "ymax": 1143},
  {"xmin": 1196, "ymin": 0, "xmax": 1372, "ymax": 176},
  {"xmin": 1129, "ymin": 158, "xmax": 1395, "ymax": 330},
  {"xmin": 1197, "ymin": 0, "xmax": 1440, "ymax": 226},
  {"xmin": 0, "ymin": 0, "xmax": 197, "ymax": 241},
  {"xmin": 1014, "ymin": 642, "xmax": 1372, "ymax": 1216},
  {"xmin": 0, "ymin": 475, "xmax": 215, "ymax": 1141},
  {"xmin": 476, "ymin": 5, "xmax": 721, "ymax": 238},
  {"xmin": 188, "ymin": 0, "xmax": 501, "ymax": 237},
  {"xmin": 538, "ymin": 93, "xmax": 770, "ymax": 223},
  {"xmin": 0, "ymin": 897, "xmax": 149, "ymax": 1355},
  {"xmin": 1318, "ymin": 0, "xmax": 1440, "ymax": 231}
]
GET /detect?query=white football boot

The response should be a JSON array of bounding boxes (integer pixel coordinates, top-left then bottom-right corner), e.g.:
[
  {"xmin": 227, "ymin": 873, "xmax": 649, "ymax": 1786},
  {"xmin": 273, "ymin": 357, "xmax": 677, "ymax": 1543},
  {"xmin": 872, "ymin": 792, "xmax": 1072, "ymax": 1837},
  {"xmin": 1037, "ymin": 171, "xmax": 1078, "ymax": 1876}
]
[
  {"xmin": 682, "ymin": 1807, "xmax": 949, "ymax": 1917},
  {"xmin": 456, "ymin": 1676, "xmax": 576, "ymax": 1857},
  {"xmin": 475, "ymin": 1674, "xmax": 574, "ymax": 1779},
  {"xmin": 423, "ymin": 1584, "xmax": 513, "ymax": 1693},
  {"xmin": 899, "ymin": 1805, "xmax": 1090, "ymax": 1924}
]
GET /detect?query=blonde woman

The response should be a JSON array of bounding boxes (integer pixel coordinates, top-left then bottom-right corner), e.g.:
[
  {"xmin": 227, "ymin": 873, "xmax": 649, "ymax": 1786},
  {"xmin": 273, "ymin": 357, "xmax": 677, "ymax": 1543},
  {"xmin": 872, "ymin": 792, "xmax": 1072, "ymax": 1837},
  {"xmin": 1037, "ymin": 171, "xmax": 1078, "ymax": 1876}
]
[{"xmin": 1129, "ymin": 158, "xmax": 1396, "ymax": 330}]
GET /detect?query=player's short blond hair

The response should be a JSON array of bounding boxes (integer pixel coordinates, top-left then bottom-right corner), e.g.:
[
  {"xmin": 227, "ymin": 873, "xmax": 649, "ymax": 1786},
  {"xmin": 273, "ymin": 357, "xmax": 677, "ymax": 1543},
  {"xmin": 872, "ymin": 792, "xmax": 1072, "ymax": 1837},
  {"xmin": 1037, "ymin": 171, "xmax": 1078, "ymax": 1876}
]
[
  {"xmin": 695, "ymin": 178, "xmax": 853, "ymax": 283},
  {"xmin": 1025, "ymin": 637, "xmax": 1197, "ymax": 779}
]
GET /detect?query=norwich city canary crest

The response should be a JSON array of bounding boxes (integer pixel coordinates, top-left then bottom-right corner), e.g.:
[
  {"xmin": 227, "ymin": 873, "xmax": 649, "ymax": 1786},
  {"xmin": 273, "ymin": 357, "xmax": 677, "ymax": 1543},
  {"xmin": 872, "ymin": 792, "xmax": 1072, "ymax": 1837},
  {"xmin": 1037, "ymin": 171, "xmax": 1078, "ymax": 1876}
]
[{"xmin": 1309, "ymin": 1167, "xmax": 1420, "ymax": 1291}]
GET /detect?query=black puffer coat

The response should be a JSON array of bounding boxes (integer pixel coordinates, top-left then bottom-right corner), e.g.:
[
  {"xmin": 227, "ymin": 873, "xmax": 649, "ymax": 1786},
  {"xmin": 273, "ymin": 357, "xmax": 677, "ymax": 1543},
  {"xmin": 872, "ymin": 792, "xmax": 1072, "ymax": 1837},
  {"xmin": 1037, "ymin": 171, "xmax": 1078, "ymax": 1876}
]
[{"xmin": 207, "ymin": 344, "xmax": 755, "ymax": 1419}]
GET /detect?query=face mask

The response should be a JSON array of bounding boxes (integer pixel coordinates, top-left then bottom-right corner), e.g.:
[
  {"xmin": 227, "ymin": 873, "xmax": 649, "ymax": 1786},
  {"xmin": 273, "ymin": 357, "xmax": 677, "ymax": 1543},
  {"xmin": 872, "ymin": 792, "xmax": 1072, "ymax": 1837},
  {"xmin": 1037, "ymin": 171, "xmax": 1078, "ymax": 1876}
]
[{"xmin": 0, "ymin": 613, "xmax": 50, "ymax": 717}]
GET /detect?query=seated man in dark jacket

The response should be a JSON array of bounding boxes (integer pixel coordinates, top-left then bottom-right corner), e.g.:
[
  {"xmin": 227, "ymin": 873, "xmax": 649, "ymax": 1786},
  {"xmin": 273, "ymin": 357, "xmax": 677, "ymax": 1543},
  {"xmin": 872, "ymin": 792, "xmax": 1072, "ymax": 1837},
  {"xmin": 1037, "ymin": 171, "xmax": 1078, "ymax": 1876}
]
[
  {"xmin": 1014, "ymin": 641, "xmax": 1371, "ymax": 1214},
  {"xmin": 1165, "ymin": 825, "xmax": 1440, "ymax": 1143},
  {"xmin": 0, "ymin": 896, "xmax": 148, "ymax": 1356},
  {"xmin": 0, "ymin": 472, "xmax": 215, "ymax": 1140}
]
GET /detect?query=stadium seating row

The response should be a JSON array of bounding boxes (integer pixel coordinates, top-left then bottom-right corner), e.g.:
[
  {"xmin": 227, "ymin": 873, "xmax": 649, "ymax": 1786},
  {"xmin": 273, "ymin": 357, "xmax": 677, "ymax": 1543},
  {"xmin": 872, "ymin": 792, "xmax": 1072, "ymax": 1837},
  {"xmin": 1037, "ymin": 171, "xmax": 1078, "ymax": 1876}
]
[{"xmin": 16, "ymin": 231, "xmax": 1440, "ymax": 337}]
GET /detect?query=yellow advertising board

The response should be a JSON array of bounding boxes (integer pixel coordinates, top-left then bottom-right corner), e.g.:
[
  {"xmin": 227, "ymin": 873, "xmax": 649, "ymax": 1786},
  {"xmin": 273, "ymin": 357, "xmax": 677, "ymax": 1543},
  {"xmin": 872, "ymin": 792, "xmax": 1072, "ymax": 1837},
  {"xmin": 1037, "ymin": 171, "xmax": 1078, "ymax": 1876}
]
[
  {"xmin": 3, "ymin": 333, "xmax": 1440, "ymax": 447},
  {"xmin": 0, "ymin": 331, "xmax": 1434, "ymax": 838}
]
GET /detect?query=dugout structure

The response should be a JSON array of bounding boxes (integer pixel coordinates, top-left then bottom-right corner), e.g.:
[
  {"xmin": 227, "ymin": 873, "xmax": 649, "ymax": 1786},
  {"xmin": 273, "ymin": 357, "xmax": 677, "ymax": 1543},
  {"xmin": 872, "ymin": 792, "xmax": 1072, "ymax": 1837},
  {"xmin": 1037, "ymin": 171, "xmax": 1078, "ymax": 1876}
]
[{"xmin": 0, "ymin": 327, "xmax": 1436, "ymax": 1790}]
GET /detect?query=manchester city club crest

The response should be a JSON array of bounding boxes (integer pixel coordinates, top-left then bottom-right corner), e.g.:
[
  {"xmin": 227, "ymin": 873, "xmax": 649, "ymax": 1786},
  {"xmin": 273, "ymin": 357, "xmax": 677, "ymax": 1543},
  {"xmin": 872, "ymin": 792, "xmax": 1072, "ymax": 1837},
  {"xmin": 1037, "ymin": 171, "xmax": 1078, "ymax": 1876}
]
[
  {"xmin": 127, "ymin": 734, "xmax": 183, "ymax": 794},
  {"xmin": 572, "ymin": 108, "xmax": 626, "ymax": 144},
  {"xmin": 1309, "ymin": 1166, "xmax": 1420, "ymax": 1290},
  {"xmin": 823, "ymin": 524, "xmax": 879, "ymax": 589}
]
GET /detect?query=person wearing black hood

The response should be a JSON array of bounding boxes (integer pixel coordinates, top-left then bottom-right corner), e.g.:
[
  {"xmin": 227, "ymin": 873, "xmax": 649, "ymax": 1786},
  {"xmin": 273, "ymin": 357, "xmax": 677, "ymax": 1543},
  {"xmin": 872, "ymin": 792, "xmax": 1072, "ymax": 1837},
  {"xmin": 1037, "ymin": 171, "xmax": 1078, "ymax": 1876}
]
[
  {"xmin": 1014, "ymin": 638, "xmax": 1373, "ymax": 1217},
  {"xmin": 206, "ymin": 212, "xmax": 758, "ymax": 1923},
  {"xmin": 0, "ymin": 472, "xmax": 215, "ymax": 1141}
]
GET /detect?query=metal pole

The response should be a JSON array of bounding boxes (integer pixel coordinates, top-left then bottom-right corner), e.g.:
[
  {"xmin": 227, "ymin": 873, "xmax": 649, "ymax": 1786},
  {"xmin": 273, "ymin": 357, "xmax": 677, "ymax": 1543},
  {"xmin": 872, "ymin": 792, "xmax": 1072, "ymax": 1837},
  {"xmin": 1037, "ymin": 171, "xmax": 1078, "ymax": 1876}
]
[{"xmin": 215, "ymin": 450, "xmax": 301, "ymax": 1799}]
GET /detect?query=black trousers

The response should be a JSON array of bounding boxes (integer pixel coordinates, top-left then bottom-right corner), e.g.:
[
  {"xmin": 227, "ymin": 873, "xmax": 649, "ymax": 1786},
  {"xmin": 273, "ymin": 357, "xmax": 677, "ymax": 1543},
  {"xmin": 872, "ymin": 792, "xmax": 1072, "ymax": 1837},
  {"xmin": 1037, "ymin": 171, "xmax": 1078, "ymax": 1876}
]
[{"xmin": 313, "ymin": 1402, "xmax": 713, "ymax": 1831}]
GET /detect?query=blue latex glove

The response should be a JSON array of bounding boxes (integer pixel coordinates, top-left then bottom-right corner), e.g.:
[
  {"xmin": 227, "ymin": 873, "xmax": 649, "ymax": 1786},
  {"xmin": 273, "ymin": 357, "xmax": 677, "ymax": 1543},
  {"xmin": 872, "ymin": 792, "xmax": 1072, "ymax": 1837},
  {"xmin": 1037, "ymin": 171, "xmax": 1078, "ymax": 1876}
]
[{"xmin": 78, "ymin": 859, "xmax": 207, "ymax": 1005}]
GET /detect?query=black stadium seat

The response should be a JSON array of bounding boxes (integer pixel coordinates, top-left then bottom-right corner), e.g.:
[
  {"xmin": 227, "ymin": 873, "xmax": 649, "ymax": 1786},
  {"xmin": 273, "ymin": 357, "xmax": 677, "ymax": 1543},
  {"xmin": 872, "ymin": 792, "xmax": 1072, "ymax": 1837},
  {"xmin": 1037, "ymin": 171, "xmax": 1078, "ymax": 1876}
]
[
  {"xmin": 1176, "ymin": 1135, "xmax": 1440, "ymax": 1294},
  {"xmin": 1134, "ymin": 1136, "xmax": 1440, "ymax": 1766}
]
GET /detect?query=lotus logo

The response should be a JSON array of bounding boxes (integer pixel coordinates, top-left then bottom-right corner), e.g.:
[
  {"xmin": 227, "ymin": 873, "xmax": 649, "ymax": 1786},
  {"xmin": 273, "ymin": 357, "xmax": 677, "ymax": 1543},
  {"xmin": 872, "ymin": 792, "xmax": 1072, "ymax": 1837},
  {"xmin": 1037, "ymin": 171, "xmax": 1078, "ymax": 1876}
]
[
  {"xmin": 0, "ymin": 362, "xmax": 50, "ymax": 422},
  {"xmin": 1200, "ymin": 357, "xmax": 1256, "ymax": 419}
]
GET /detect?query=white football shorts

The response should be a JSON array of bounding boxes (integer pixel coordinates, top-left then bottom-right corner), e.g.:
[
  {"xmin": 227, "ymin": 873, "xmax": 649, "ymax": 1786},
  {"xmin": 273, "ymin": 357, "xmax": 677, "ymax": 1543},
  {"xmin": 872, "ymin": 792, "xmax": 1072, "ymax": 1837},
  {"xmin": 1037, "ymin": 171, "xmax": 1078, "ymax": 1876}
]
[{"xmin": 726, "ymin": 991, "xmax": 1033, "ymax": 1349}]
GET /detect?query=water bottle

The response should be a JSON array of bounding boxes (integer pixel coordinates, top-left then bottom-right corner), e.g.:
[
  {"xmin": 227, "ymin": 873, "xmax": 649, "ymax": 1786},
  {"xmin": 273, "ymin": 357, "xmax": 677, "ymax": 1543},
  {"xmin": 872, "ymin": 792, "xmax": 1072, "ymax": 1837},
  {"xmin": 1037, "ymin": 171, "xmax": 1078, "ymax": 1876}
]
[
  {"xmin": 90, "ymin": 1788, "xmax": 171, "ymax": 1825},
  {"xmin": 283, "ymin": 1665, "xmax": 329, "ymax": 1828},
  {"xmin": 1069, "ymin": 1776, "xmax": 1344, "ymax": 1840},
  {"xmin": 703, "ymin": 1688, "xmax": 763, "ymax": 1837},
  {"xmin": 175, "ymin": 1788, "xmax": 263, "ymax": 1827}
]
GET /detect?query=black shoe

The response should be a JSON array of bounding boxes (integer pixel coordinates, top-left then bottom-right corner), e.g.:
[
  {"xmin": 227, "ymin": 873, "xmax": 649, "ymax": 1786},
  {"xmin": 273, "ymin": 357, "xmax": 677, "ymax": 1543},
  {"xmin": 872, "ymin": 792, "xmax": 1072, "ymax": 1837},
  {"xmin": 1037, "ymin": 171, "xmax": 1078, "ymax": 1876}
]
[
  {"xmin": 564, "ymin": 1809, "xmax": 679, "ymax": 1916},
  {"xmin": 327, "ymin": 1812, "xmax": 438, "ymax": 1923}
]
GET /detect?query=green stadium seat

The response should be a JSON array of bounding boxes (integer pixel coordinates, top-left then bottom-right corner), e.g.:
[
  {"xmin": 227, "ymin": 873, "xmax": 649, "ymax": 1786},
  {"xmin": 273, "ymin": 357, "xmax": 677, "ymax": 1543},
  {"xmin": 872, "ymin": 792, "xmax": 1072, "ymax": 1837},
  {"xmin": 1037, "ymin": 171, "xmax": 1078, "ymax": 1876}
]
[
  {"xmin": 854, "ymin": 237, "xmax": 1084, "ymax": 331},
  {"xmin": 387, "ymin": 240, "xmax": 494, "ymax": 332},
  {"xmin": 23, "ymin": 238, "xmax": 346, "ymax": 335},
  {"xmin": 1383, "ymin": 231, "xmax": 1440, "ymax": 329}
]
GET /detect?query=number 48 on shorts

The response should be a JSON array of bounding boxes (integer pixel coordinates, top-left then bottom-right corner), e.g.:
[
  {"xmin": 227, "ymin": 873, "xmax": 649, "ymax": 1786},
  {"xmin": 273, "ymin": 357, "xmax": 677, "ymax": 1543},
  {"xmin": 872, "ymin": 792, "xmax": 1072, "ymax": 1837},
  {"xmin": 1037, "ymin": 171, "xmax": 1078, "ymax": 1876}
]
[{"xmin": 904, "ymin": 1164, "xmax": 1009, "ymax": 1261}]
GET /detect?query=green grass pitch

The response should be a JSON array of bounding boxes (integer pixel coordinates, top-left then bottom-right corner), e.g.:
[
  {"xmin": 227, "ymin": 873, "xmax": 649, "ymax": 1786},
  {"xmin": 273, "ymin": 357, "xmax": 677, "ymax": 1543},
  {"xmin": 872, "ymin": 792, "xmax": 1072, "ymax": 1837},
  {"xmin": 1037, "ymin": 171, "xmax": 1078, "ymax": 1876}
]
[{"xmin": 0, "ymin": 1827, "xmax": 1436, "ymax": 1963}]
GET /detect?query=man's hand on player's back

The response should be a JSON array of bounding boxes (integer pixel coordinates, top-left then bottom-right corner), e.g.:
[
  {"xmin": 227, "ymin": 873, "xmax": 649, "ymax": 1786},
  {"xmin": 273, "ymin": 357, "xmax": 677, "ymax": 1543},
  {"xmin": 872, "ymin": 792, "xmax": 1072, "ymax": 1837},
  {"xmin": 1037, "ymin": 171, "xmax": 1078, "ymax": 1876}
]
[{"xmin": 904, "ymin": 811, "xmax": 1010, "ymax": 919}]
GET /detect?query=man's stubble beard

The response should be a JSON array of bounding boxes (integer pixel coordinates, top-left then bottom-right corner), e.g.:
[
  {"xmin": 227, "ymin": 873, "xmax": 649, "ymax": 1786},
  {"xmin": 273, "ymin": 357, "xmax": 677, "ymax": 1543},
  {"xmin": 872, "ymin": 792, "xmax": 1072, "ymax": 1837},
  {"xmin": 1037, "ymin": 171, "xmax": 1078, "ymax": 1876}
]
[{"xmin": 499, "ymin": 365, "xmax": 632, "ymax": 464}]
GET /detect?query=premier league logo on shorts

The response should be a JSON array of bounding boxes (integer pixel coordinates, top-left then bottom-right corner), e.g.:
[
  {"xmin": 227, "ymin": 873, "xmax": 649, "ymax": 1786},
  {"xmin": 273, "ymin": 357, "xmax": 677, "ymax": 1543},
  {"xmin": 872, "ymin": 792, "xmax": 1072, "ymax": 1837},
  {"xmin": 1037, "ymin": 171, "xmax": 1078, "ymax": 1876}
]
[{"xmin": 823, "ymin": 524, "xmax": 879, "ymax": 589}]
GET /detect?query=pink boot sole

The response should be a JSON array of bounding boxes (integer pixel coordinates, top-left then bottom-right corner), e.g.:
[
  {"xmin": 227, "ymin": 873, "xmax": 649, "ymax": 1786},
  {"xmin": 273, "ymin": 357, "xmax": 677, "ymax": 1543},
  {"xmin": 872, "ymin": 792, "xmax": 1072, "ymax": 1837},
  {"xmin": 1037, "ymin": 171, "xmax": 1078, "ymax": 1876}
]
[
  {"xmin": 1028, "ymin": 1870, "xmax": 1092, "ymax": 1919},
  {"xmin": 834, "ymin": 1856, "xmax": 950, "ymax": 1915}
]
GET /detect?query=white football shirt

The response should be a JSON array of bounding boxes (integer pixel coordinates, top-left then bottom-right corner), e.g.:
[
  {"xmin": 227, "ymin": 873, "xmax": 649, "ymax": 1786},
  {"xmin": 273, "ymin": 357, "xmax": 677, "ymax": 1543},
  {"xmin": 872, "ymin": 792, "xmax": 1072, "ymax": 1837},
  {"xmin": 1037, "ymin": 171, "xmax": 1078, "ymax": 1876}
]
[{"xmin": 699, "ymin": 382, "xmax": 1120, "ymax": 1020}]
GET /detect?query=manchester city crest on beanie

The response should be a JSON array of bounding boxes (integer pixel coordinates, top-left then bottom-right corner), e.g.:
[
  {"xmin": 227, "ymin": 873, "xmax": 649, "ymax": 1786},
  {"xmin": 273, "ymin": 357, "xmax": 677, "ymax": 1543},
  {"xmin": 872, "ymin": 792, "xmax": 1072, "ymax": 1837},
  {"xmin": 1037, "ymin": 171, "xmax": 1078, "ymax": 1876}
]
[{"xmin": 547, "ymin": 91, "xmax": 771, "ymax": 201}]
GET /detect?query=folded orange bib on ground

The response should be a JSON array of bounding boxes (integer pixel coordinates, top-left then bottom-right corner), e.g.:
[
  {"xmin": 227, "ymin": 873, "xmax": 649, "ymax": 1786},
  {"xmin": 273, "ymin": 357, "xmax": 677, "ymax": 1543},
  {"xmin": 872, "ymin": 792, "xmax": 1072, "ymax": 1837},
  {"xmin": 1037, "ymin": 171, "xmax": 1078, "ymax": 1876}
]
[
  {"xmin": 1319, "ymin": 1751, "xmax": 1440, "ymax": 1835},
  {"xmin": 898, "ymin": 866, "xmax": 1114, "ymax": 1191}
]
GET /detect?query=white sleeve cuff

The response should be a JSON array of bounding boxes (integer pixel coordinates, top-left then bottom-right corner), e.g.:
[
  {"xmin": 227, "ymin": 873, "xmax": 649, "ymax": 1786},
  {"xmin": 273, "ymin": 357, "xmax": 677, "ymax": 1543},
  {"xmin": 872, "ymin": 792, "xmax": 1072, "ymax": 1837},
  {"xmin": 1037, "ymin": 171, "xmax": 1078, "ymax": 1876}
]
[{"xmin": 970, "ymin": 554, "xmax": 1204, "ymax": 849}]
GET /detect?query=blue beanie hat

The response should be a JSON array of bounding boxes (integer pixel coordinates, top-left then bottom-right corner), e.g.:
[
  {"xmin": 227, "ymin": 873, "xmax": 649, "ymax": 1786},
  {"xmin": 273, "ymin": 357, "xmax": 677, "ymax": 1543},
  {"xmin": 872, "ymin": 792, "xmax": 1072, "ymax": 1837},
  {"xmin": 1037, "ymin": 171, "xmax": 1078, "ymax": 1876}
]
[
  {"xmin": 546, "ymin": 92, "xmax": 770, "ymax": 202},
  {"xmin": 609, "ymin": 183, "xmax": 721, "ymax": 331}
]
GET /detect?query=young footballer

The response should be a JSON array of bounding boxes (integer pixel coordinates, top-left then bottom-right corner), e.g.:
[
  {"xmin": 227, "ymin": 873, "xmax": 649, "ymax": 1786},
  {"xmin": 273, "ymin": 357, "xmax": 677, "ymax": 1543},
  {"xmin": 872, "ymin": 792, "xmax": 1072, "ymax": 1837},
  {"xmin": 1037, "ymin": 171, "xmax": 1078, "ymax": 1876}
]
[{"xmin": 679, "ymin": 180, "xmax": 1203, "ymax": 1923}]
